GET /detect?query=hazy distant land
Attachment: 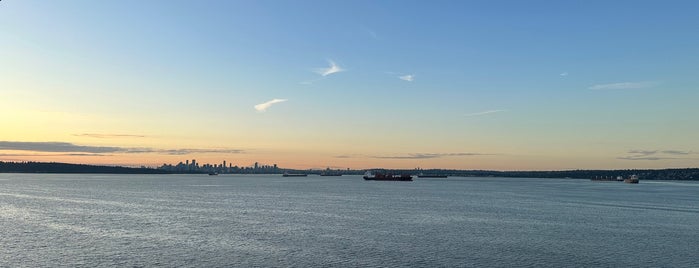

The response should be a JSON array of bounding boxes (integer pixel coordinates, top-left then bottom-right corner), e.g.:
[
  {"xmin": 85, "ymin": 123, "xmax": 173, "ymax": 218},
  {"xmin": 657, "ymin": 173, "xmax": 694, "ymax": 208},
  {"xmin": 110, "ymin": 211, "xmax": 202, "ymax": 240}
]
[{"xmin": 1, "ymin": 161, "xmax": 698, "ymax": 180}]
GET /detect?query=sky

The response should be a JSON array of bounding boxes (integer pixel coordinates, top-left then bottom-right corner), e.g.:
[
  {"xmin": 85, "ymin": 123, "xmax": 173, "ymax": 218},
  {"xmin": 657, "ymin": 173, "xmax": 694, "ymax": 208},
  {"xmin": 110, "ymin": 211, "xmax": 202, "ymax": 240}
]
[{"xmin": 1, "ymin": 0, "xmax": 699, "ymax": 170}]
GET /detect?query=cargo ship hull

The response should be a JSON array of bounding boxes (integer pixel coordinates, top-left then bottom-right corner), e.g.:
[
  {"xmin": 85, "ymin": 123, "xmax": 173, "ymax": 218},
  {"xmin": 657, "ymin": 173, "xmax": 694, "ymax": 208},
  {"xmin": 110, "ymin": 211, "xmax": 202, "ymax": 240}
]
[{"xmin": 363, "ymin": 171, "xmax": 413, "ymax": 181}]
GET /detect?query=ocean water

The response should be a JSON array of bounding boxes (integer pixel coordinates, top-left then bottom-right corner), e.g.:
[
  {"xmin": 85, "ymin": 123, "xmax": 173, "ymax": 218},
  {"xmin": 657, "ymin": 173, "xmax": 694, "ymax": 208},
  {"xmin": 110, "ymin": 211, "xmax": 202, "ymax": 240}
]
[{"xmin": 1, "ymin": 174, "xmax": 698, "ymax": 267}]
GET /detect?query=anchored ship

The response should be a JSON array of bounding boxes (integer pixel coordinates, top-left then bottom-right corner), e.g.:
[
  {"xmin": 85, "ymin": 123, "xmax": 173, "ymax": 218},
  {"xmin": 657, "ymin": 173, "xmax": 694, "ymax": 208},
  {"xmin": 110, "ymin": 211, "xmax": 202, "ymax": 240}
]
[
  {"xmin": 624, "ymin": 175, "xmax": 639, "ymax": 184},
  {"xmin": 363, "ymin": 171, "xmax": 413, "ymax": 181}
]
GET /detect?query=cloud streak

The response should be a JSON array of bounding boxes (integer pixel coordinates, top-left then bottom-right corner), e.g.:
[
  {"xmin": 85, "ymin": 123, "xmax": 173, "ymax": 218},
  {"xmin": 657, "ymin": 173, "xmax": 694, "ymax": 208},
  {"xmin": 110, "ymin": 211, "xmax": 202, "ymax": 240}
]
[
  {"xmin": 618, "ymin": 156, "xmax": 679, "ymax": 161},
  {"xmin": 627, "ymin": 150, "xmax": 657, "ymax": 156},
  {"xmin": 300, "ymin": 77, "xmax": 326, "ymax": 85},
  {"xmin": 619, "ymin": 149, "xmax": 695, "ymax": 161},
  {"xmin": 464, "ymin": 109, "xmax": 507, "ymax": 117},
  {"xmin": 0, "ymin": 141, "xmax": 122, "ymax": 153},
  {"xmin": 314, "ymin": 60, "xmax": 344, "ymax": 76},
  {"xmin": 140, "ymin": 149, "xmax": 245, "ymax": 155},
  {"xmin": 661, "ymin": 150, "xmax": 692, "ymax": 155},
  {"xmin": 588, "ymin": 81, "xmax": 656, "ymax": 90},
  {"xmin": 0, "ymin": 153, "xmax": 110, "ymax": 157},
  {"xmin": 0, "ymin": 141, "xmax": 244, "ymax": 155},
  {"xmin": 399, "ymin": 74, "xmax": 414, "ymax": 82},
  {"xmin": 254, "ymin": 99, "xmax": 287, "ymax": 112}
]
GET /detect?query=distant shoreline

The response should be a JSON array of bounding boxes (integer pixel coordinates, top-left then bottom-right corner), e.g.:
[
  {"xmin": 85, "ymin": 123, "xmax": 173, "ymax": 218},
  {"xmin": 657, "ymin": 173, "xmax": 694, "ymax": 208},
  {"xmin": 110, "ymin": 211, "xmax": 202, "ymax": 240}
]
[{"xmin": 1, "ymin": 161, "xmax": 698, "ymax": 180}]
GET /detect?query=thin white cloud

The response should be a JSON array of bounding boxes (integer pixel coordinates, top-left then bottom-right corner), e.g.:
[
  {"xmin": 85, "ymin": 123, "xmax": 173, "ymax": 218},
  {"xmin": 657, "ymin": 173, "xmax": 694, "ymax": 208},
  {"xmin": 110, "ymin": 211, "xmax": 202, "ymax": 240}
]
[
  {"xmin": 254, "ymin": 99, "xmax": 287, "ymax": 112},
  {"xmin": 560, "ymin": 72, "xmax": 568, "ymax": 76},
  {"xmin": 588, "ymin": 81, "xmax": 656, "ymax": 90},
  {"xmin": 464, "ymin": 109, "xmax": 507, "ymax": 117},
  {"xmin": 314, "ymin": 60, "xmax": 344, "ymax": 76},
  {"xmin": 399, "ymin": 74, "xmax": 414, "ymax": 82},
  {"xmin": 300, "ymin": 77, "xmax": 326, "ymax": 85}
]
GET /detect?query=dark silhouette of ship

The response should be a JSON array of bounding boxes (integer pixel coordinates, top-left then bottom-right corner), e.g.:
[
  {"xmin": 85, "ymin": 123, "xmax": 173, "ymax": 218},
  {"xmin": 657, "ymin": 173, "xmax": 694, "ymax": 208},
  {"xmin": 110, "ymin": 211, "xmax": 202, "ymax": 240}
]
[{"xmin": 363, "ymin": 171, "xmax": 413, "ymax": 181}]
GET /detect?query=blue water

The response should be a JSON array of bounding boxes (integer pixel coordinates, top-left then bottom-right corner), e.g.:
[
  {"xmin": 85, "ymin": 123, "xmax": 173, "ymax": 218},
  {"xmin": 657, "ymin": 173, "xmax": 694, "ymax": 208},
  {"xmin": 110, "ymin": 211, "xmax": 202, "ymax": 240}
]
[{"xmin": 1, "ymin": 174, "xmax": 698, "ymax": 267}]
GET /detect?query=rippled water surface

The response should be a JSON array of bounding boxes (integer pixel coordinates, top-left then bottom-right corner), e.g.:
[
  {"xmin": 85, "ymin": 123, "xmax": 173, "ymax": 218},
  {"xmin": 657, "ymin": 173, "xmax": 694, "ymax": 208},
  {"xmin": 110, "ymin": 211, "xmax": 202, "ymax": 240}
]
[{"xmin": 1, "ymin": 174, "xmax": 698, "ymax": 267}]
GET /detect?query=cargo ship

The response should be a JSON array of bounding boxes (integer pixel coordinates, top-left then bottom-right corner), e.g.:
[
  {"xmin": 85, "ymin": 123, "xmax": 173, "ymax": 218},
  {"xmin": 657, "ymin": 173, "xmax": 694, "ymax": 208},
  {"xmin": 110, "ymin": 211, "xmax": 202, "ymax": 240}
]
[
  {"xmin": 624, "ymin": 175, "xmax": 639, "ymax": 184},
  {"xmin": 363, "ymin": 171, "xmax": 413, "ymax": 181},
  {"xmin": 590, "ymin": 176, "xmax": 621, "ymax": 182}
]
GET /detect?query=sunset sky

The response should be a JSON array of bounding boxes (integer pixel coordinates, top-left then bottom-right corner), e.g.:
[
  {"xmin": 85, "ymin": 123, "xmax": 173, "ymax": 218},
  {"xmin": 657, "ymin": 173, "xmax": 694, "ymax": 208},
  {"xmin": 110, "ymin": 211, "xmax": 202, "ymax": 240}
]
[{"xmin": 2, "ymin": 1, "xmax": 698, "ymax": 170}]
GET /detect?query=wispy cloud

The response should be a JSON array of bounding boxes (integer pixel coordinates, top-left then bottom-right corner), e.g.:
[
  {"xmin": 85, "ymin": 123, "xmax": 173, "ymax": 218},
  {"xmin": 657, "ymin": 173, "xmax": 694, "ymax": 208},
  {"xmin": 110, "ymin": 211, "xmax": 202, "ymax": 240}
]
[
  {"xmin": 314, "ymin": 60, "xmax": 344, "ymax": 76},
  {"xmin": 122, "ymin": 148, "xmax": 245, "ymax": 155},
  {"xmin": 619, "ymin": 149, "xmax": 695, "ymax": 161},
  {"xmin": 0, "ymin": 153, "xmax": 110, "ymax": 157},
  {"xmin": 463, "ymin": 109, "xmax": 507, "ymax": 117},
  {"xmin": 372, "ymin": 153, "xmax": 493, "ymax": 159},
  {"xmin": 588, "ymin": 81, "xmax": 656, "ymax": 90},
  {"xmin": 254, "ymin": 99, "xmax": 287, "ymax": 112},
  {"xmin": 74, "ymin": 133, "xmax": 146, "ymax": 139},
  {"xmin": 618, "ymin": 156, "xmax": 678, "ymax": 161},
  {"xmin": 662, "ymin": 150, "xmax": 692, "ymax": 155},
  {"xmin": 399, "ymin": 74, "xmax": 414, "ymax": 82},
  {"xmin": 627, "ymin": 150, "xmax": 657, "ymax": 156},
  {"xmin": 0, "ymin": 141, "xmax": 244, "ymax": 155},
  {"xmin": 300, "ymin": 77, "xmax": 326, "ymax": 85},
  {"xmin": 0, "ymin": 141, "xmax": 122, "ymax": 153},
  {"xmin": 560, "ymin": 72, "xmax": 568, "ymax": 76}
]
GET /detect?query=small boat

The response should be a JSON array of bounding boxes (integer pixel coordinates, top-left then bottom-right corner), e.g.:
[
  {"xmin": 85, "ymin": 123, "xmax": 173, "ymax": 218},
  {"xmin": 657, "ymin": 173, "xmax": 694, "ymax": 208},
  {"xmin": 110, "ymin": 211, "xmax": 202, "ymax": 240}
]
[
  {"xmin": 283, "ymin": 172, "xmax": 307, "ymax": 177},
  {"xmin": 624, "ymin": 175, "xmax": 639, "ymax": 184},
  {"xmin": 208, "ymin": 172, "xmax": 218, "ymax": 176},
  {"xmin": 363, "ymin": 171, "xmax": 413, "ymax": 181}
]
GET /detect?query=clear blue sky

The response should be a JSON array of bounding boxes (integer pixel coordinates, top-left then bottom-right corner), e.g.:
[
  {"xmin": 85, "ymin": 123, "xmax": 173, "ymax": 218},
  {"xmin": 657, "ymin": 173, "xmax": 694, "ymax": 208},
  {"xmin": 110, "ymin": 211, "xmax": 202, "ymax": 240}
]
[{"xmin": 1, "ymin": 1, "xmax": 698, "ymax": 169}]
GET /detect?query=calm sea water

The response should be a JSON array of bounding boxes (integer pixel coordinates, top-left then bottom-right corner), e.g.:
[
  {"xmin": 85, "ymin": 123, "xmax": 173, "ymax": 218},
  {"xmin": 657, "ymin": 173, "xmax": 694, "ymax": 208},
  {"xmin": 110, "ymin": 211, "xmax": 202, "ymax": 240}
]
[{"xmin": 1, "ymin": 174, "xmax": 698, "ymax": 267}]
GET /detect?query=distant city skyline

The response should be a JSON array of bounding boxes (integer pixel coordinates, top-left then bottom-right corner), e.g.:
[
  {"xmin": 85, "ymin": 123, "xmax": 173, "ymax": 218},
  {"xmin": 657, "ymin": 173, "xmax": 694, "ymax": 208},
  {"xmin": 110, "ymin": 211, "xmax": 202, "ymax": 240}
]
[{"xmin": 1, "ymin": 1, "xmax": 698, "ymax": 170}]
